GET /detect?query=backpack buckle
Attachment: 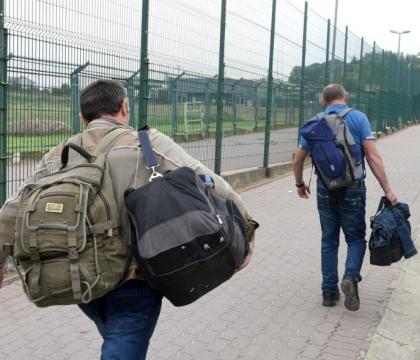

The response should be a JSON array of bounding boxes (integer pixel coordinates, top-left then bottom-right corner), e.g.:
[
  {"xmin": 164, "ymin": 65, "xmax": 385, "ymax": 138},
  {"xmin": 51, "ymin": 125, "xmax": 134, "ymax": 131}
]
[
  {"xmin": 29, "ymin": 247, "xmax": 40, "ymax": 262},
  {"xmin": 68, "ymin": 247, "xmax": 79, "ymax": 262}
]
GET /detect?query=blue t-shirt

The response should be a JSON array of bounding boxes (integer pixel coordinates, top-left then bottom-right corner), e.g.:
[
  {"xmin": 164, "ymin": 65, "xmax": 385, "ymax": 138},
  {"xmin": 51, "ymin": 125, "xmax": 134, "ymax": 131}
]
[{"xmin": 299, "ymin": 104, "xmax": 374, "ymax": 151}]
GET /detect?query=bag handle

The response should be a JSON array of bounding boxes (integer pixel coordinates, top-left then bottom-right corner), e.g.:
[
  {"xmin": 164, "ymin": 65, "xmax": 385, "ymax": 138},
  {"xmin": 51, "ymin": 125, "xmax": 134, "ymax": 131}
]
[
  {"xmin": 137, "ymin": 126, "xmax": 162, "ymax": 181},
  {"xmin": 61, "ymin": 143, "xmax": 95, "ymax": 169},
  {"xmin": 376, "ymin": 196, "xmax": 391, "ymax": 213}
]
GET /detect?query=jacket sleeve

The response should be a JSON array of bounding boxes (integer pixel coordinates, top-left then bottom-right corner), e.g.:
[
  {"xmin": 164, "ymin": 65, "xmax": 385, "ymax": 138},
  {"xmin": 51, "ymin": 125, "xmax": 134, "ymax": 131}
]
[
  {"xmin": 149, "ymin": 129, "xmax": 259, "ymax": 241},
  {"xmin": 0, "ymin": 143, "xmax": 64, "ymax": 269}
]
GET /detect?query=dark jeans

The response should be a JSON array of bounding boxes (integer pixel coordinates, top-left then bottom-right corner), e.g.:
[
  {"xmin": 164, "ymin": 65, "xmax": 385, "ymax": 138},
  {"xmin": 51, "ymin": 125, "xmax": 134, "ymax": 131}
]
[
  {"xmin": 317, "ymin": 181, "xmax": 367, "ymax": 294},
  {"xmin": 79, "ymin": 280, "xmax": 162, "ymax": 360}
]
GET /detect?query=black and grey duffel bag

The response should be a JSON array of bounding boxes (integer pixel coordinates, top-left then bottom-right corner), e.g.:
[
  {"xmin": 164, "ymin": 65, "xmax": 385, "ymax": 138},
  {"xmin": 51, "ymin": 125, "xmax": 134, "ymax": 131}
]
[{"xmin": 124, "ymin": 129, "xmax": 252, "ymax": 306}]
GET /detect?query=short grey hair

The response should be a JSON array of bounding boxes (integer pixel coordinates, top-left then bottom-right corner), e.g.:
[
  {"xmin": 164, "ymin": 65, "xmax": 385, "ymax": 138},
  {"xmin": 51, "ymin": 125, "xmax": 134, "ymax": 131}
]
[{"xmin": 322, "ymin": 84, "xmax": 347, "ymax": 103}]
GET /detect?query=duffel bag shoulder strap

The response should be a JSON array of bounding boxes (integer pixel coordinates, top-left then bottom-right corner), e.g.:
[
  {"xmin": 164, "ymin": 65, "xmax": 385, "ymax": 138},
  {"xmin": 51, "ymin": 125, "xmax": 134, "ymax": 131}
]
[{"xmin": 137, "ymin": 127, "xmax": 163, "ymax": 181}]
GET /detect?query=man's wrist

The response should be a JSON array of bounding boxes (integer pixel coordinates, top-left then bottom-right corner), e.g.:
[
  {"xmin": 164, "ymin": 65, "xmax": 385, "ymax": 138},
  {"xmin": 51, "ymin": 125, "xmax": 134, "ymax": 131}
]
[{"xmin": 295, "ymin": 181, "xmax": 305, "ymax": 188}]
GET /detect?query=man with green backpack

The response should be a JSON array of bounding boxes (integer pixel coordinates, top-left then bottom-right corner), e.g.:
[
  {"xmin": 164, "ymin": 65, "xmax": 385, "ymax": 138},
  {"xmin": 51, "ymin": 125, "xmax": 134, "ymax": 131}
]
[{"xmin": 0, "ymin": 79, "xmax": 257, "ymax": 359}]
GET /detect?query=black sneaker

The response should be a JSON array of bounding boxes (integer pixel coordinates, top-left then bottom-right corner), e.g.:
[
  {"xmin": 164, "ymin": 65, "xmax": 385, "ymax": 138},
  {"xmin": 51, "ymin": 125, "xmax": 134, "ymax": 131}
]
[
  {"xmin": 322, "ymin": 291, "xmax": 340, "ymax": 307},
  {"xmin": 341, "ymin": 277, "xmax": 360, "ymax": 311}
]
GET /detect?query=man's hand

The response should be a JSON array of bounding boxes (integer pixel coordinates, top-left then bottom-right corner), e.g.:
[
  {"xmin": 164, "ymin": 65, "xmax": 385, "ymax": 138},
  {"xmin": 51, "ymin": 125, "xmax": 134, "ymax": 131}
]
[
  {"xmin": 385, "ymin": 189, "xmax": 398, "ymax": 206},
  {"xmin": 293, "ymin": 147, "xmax": 309, "ymax": 199},
  {"xmin": 0, "ymin": 269, "xmax": 4, "ymax": 288},
  {"xmin": 297, "ymin": 184, "xmax": 311, "ymax": 198}
]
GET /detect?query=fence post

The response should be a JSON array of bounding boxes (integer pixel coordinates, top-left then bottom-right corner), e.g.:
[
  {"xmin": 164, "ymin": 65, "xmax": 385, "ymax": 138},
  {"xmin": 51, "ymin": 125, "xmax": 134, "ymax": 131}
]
[
  {"xmin": 407, "ymin": 59, "xmax": 412, "ymax": 95},
  {"xmin": 263, "ymin": 0, "xmax": 277, "ymax": 169},
  {"xmin": 253, "ymin": 79, "xmax": 263, "ymax": 129},
  {"xmin": 342, "ymin": 26, "xmax": 348, "ymax": 86},
  {"xmin": 0, "ymin": 0, "xmax": 7, "ymax": 205},
  {"xmin": 408, "ymin": 61, "xmax": 413, "ymax": 121},
  {"xmin": 357, "ymin": 37, "xmax": 364, "ymax": 109},
  {"xmin": 70, "ymin": 62, "xmax": 89, "ymax": 134},
  {"xmin": 324, "ymin": 19, "xmax": 331, "ymax": 86},
  {"xmin": 232, "ymin": 78, "xmax": 243, "ymax": 133},
  {"xmin": 377, "ymin": 49, "xmax": 385, "ymax": 132},
  {"xmin": 170, "ymin": 71, "xmax": 185, "ymax": 137},
  {"xmin": 138, "ymin": 0, "xmax": 150, "ymax": 129},
  {"xmin": 126, "ymin": 77, "xmax": 135, "ymax": 128},
  {"xmin": 367, "ymin": 41, "xmax": 376, "ymax": 127},
  {"xmin": 214, "ymin": 0, "xmax": 226, "ymax": 175},
  {"xmin": 396, "ymin": 52, "xmax": 400, "ymax": 93},
  {"xmin": 205, "ymin": 75, "xmax": 217, "ymax": 132},
  {"xmin": 297, "ymin": 1, "xmax": 308, "ymax": 143},
  {"xmin": 126, "ymin": 69, "xmax": 140, "ymax": 128},
  {"xmin": 285, "ymin": 84, "xmax": 290, "ymax": 125},
  {"xmin": 273, "ymin": 83, "xmax": 281, "ymax": 126}
]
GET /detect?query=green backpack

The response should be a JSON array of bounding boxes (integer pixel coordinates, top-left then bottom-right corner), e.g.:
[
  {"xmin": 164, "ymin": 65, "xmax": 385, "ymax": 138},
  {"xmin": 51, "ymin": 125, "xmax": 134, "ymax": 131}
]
[{"xmin": 12, "ymin": 127, "xmax": 132, "ymax": 307}]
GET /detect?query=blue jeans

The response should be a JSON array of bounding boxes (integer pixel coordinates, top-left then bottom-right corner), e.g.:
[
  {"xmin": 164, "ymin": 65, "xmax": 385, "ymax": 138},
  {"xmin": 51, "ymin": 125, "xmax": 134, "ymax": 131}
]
[
  {"xmin": 79, "ymin": 280, "xmax": 162, "ymax": 360},
  {"xmin": 317, "ymin": 181, "xmax": 367, "ymax": 294}
]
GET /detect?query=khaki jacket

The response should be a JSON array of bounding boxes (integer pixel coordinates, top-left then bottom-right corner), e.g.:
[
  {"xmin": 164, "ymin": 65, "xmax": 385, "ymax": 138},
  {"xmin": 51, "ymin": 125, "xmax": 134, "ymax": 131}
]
[{"xmin": 0, "ymin": 118, "xmax": 255, "ymax": 278}]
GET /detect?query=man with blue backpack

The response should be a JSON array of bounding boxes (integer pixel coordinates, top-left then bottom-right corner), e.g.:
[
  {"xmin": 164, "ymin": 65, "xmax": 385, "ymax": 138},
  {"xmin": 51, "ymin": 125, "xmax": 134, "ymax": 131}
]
[{"xmin": 292, "ymin": 84, "xmax": 397, "ymax": 311}]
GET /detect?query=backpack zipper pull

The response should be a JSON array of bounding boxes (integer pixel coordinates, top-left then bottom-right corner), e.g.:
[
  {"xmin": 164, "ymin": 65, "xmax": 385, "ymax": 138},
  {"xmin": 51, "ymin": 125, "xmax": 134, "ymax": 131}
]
[{"xmin": 216, "ymin": 214, "xmax": 223, "ymax": 225}]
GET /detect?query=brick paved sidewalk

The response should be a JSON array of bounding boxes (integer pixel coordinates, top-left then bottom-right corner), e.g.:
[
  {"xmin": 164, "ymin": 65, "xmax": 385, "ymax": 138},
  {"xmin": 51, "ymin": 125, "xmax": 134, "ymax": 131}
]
[{"xmin": 1, "ymin": 126, "xmax": 420, "ymax": 360}]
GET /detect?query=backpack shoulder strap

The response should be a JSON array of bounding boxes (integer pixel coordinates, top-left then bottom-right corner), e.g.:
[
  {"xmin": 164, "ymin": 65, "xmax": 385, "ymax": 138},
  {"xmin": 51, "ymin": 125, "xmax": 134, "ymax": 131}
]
[
  {"xmin": 60, "ymin": 126, "xmax": 133, "ymax": 169},
  {"xmin": 337, "ymin": 107, "xmax": 353, "ymax": 119}
]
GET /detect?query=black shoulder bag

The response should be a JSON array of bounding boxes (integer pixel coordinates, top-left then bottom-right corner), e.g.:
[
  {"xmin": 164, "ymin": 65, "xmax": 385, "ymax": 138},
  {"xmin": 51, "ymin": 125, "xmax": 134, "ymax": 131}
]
[{"xmin": 124, "ymin": 129, "xmax": 250, "ymax": 306}]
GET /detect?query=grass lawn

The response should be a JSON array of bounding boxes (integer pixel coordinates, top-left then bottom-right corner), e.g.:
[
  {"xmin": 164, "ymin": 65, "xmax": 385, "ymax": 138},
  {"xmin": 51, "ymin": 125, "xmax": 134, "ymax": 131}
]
[{"xmin": 6, "ymin": 91, "xmax": 300, "ymax": 154}]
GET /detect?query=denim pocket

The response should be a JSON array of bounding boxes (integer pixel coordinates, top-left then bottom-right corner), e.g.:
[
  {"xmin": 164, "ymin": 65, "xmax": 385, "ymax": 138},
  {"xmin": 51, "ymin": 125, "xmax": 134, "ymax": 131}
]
[{"xmin": 342, "ymin": 188, "xmax": 365, "ymax": 211}]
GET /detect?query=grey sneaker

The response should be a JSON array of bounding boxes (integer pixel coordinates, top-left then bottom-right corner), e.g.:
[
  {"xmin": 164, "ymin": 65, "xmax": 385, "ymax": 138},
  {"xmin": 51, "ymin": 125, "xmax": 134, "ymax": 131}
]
[{"xmin": 341, "ymin": 277, "xmax": 360, "ymax": 311}]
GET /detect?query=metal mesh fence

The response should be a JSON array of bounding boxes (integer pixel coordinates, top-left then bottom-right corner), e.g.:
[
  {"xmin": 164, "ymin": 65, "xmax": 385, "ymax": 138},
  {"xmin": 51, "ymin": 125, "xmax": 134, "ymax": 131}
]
[{"xmin": 1, "ymin": 0, "xmax": 419, "ymax": 203}]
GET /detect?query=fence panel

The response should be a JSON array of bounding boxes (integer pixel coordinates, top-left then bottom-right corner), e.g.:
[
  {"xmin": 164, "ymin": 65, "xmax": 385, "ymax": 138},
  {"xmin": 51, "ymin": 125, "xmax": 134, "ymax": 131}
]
[
  {"xmin": 271, "ymin": 0, "xmax": 304, "ymax": 164},
  {"xmin": 1, "ymin": 0, "xmax": 419, "ymax": 203},
  {"xmin": 222, "ymin": 0, "xmax": 272, "ymax": 172}
]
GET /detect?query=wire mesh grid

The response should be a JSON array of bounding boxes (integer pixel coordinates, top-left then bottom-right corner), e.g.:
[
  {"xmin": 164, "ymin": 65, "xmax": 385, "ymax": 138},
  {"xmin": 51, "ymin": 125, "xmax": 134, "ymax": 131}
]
[{"xmin": 1, "ymin": 0, "xmax": 419, "ymax": 201}]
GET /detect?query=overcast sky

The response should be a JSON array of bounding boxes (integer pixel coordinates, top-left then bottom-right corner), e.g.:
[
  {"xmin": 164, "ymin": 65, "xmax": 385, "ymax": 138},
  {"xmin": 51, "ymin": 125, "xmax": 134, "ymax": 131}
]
[{"xmin": 301, "ymin": 0, "xmax": 419, "ymax": 55}]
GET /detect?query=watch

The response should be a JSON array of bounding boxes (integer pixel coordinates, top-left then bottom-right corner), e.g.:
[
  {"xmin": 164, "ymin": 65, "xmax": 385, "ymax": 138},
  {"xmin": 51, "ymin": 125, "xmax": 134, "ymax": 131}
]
[{"xmin": 295, "ymin": 182, "xmax": 305, "ymax": 188}]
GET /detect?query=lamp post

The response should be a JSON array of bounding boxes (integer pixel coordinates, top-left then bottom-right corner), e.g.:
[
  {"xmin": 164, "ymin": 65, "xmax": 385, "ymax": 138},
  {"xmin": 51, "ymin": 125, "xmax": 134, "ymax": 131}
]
[{"xmin": 390, "ymin": 29, "xmax": 410, "ymax": 91}]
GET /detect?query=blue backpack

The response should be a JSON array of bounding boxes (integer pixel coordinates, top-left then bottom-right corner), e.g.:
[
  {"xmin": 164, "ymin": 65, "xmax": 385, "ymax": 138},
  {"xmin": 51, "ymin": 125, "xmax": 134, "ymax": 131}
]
[{"xmin": 300, "ymin": 108, "xmax": 364, "ymax": 190}]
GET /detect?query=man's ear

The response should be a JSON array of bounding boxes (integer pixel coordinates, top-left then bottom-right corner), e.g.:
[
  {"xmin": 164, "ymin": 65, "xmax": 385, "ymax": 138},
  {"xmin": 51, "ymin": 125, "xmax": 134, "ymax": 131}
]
[
  {"xmin": 121, "ymin": 98, "xmax": 129, "ymax": 118},
  {"xmin": 79, "ymin": 112, "xmax": 89, "ymax": 127}
]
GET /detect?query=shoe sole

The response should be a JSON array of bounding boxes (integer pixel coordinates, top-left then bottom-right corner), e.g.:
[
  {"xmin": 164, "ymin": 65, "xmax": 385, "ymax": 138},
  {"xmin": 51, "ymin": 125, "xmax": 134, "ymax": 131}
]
[{"xmin": 341, "ymin": 279, "xmax": 360, "ymax": 311}]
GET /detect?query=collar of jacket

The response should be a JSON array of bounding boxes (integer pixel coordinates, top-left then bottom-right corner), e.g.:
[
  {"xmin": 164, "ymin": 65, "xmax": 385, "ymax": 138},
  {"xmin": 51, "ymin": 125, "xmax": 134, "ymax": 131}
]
[{"xmin": 87, "ymin": 118, "xmax": 131, "ymax": 130}]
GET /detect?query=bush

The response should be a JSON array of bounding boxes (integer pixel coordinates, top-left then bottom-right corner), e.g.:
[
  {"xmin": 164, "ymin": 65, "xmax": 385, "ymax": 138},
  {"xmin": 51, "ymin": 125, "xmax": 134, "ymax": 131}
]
[{"xmin": 8, "ymin": 119, "xmax": 70, "ymax": 136}]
